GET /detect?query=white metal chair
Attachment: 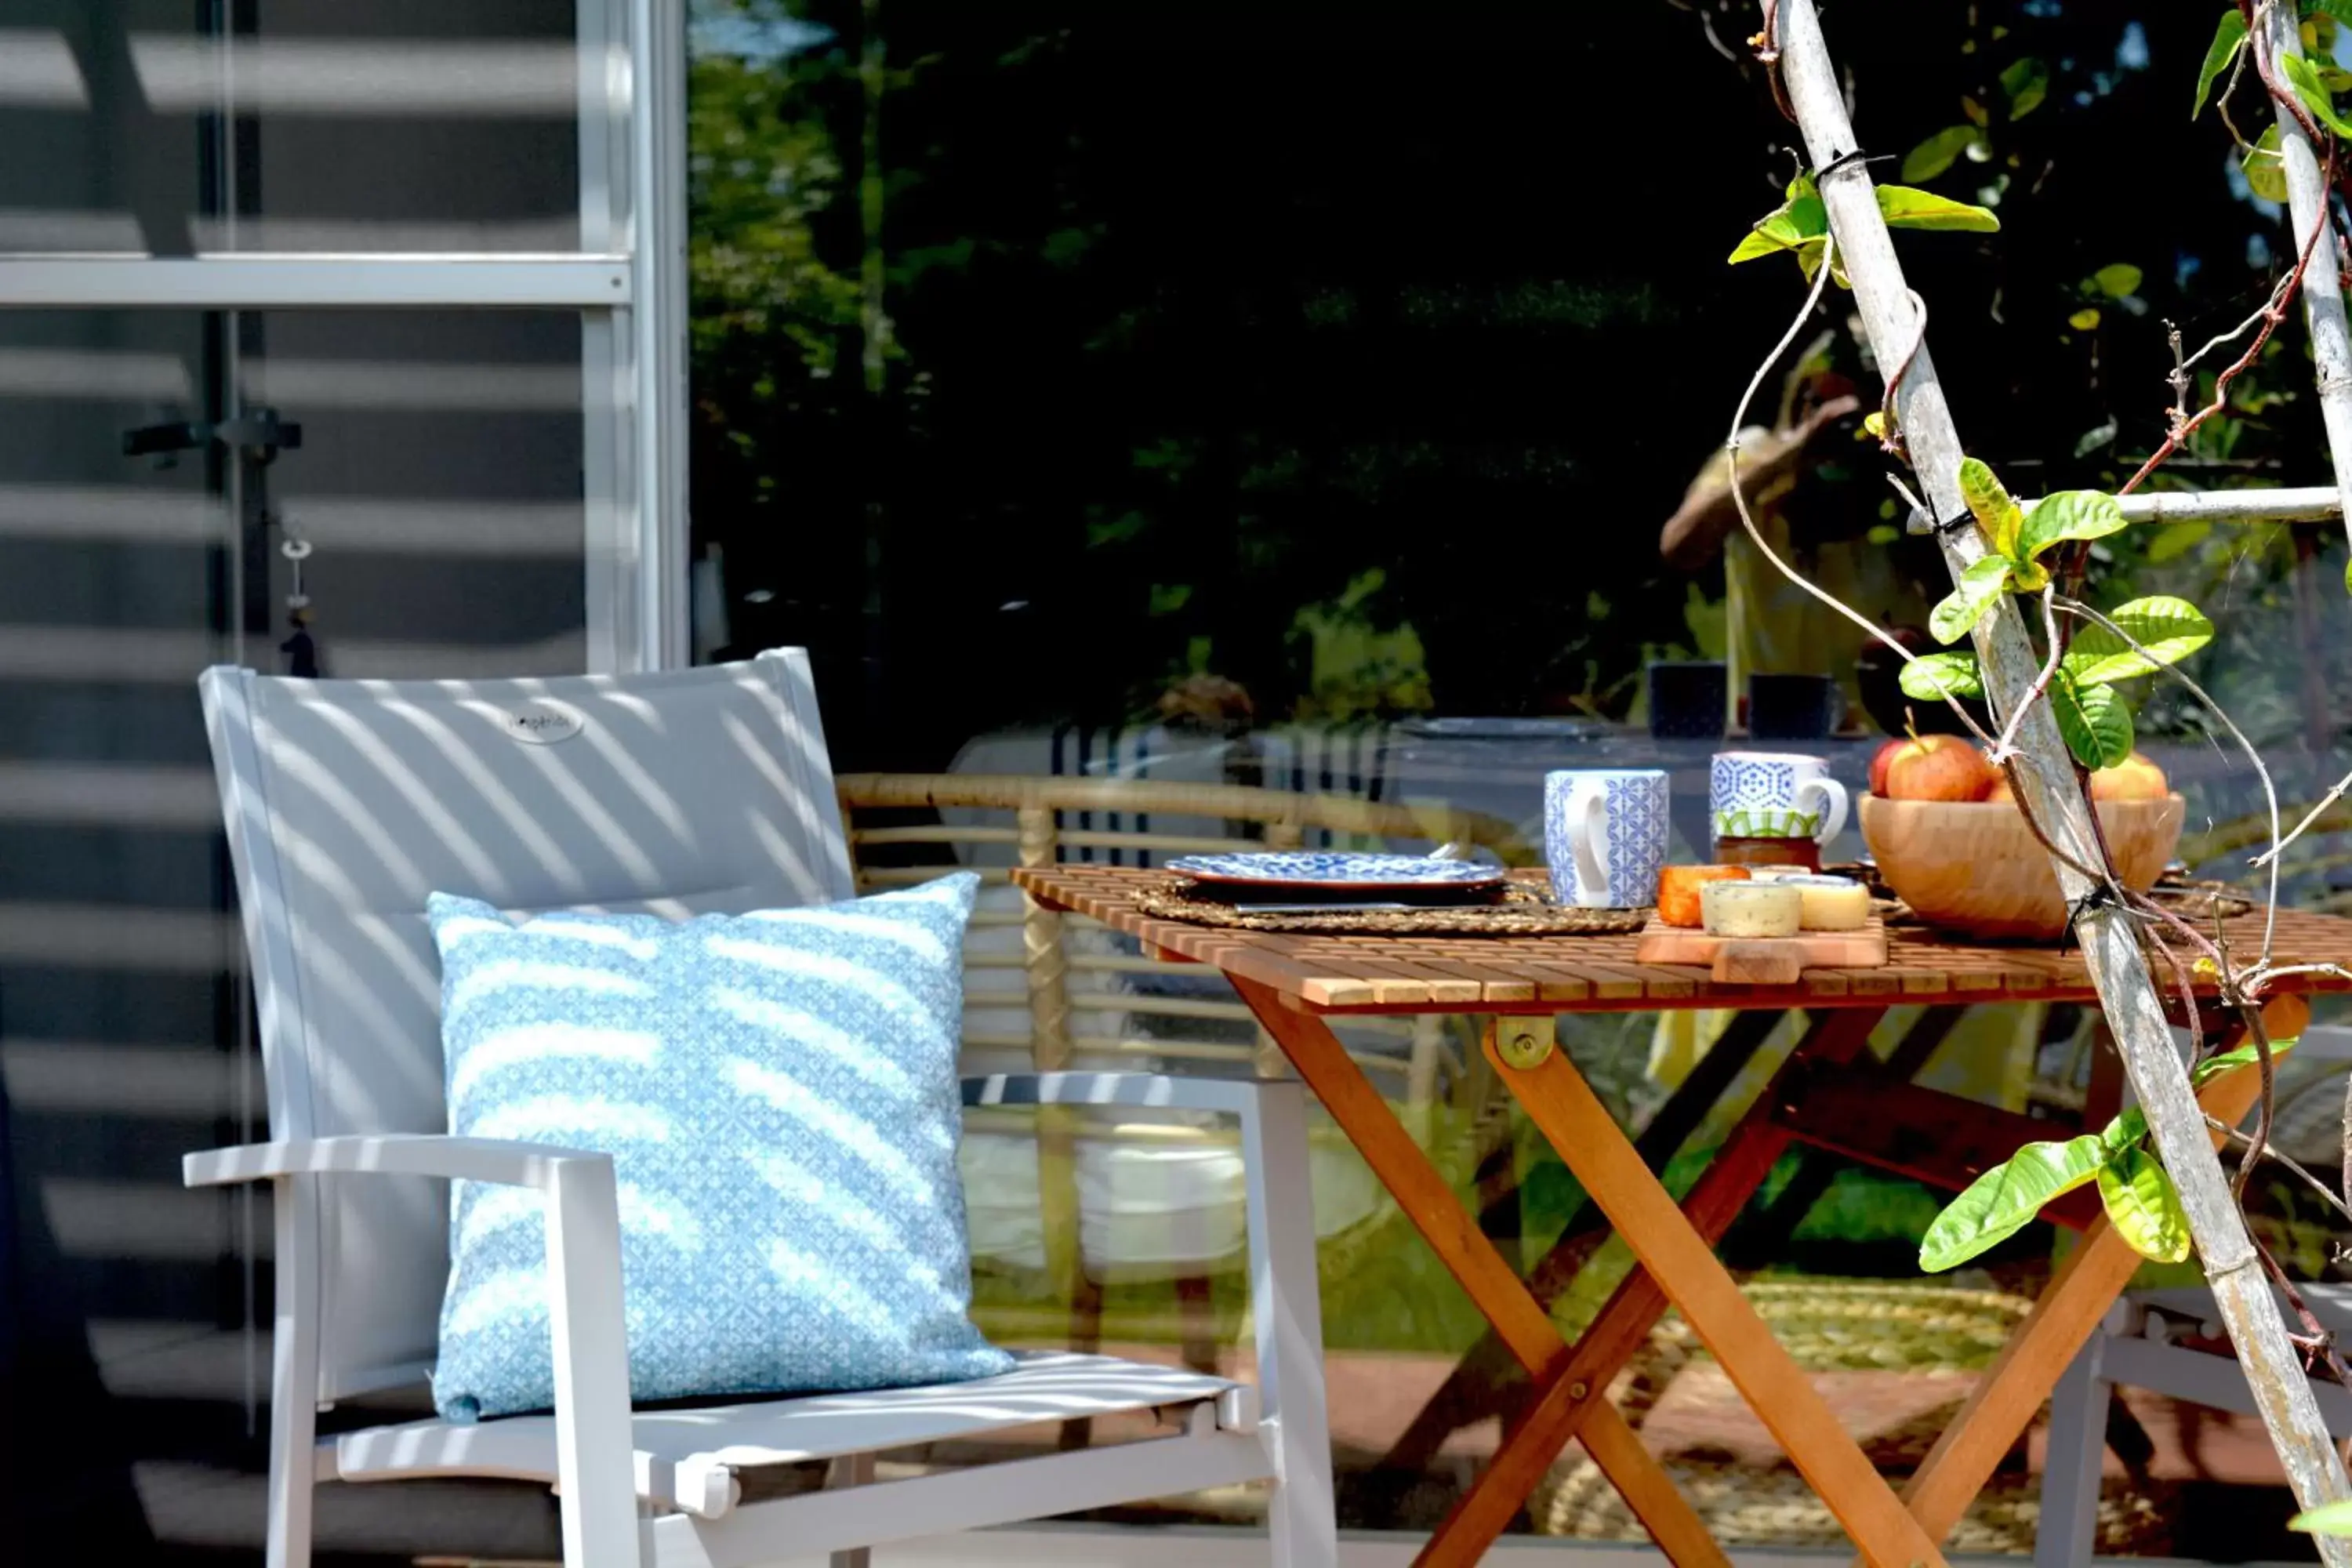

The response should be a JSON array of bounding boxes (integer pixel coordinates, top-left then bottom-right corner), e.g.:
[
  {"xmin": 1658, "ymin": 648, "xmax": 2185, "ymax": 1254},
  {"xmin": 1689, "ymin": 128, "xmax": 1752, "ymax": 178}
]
[
  {"xmin": 2033, "ymin": 1023, "xmax": 2352, "ymax": 1566},
  {"xmin": 186, "ymin": 650, "xmax": 1335, "ymax": 1568}
]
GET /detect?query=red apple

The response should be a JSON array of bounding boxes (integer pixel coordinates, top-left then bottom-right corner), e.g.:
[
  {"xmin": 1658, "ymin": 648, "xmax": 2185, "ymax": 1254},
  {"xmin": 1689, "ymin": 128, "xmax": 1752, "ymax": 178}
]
[
  {"xmin": 2090, "ymin": 752, "xmax": 2169, "ymax": 803},
  {"xmin": 1868, "ymin": 738, "xmax": 1903, "ymax": 797},
  {"xmin": 1880, "ymin": 733, "xmax": 1998, "ymax": 802}
]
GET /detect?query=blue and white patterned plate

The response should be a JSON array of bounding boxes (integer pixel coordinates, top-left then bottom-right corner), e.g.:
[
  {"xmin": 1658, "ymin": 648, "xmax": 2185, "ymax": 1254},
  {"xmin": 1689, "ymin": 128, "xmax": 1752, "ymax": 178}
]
[{"xmin": 1165, "ymin": 851, "xmax": 1507, "ymax": 891}]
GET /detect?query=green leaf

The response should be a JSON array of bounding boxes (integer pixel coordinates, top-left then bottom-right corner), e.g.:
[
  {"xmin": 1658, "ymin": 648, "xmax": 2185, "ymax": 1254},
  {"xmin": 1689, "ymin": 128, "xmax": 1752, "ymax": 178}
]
[
  {"xmin": 2061, "ymin": 597, "xmax": 2216, "ymax": 684},
  {"xmin": 2194, "ymin": 9, "xmax": 2250, "ymax": 119},
  {"xmin": 2051, "ymin": 673, "xmax": 2135, "ymax": 770},
  {"xmin": 1877, "ymin": 184, "xmax": 2003, "ymax": 233},
  {"xmin": 2282, "ymin": 53, "xmax": 2352, "ymax": 139},
  {"xmin": 2292, "ymin": 1497, "xmax": 2352, "ymax": 1537},
  {"xmin": 1929, "ymin": 554, "xmax": 2017, "ymax": 645},
  {"xmin": 2000, "ymin": 56, "xmax": 2050, "ymax": 119},
  {"xmin": 2249, "ymin": 125, "xmax": 2286, "ymax": 204},
  {"xmin": 2096, "ymin": 1146, "xmax": 2192, "ymax": 1263},
  {"xmin": 1899, "ymin": 651, "xmax": 1986, "ymax": 702},
  {"xmin": 2198, "ymin": 1034, "xmax": 2298, "ymax": 1089},
  {"xmin": 2098, "ymin": 1036, "xmax": 2299, "ymax": 1155},
  {"xmin": 1919, "ymin": 1135, "xmax": 2108, "ymax": 1272},
  {"xmin": 2017, "ymin": 489, "xmax": 2129, "ymax": 562},
  {"xmin": 2307, "ymin": 10, "xmax": 2352, "ymax": 88},
  {"xmin": 2245, "ymin": 125, "xmax": 2291, "ymax": 203},
  {"xmin": 1729, "ymin": 208, "xmax": 1820, "ymax": 264},
  {"xmin": 2068, "ymin": 307, "xmax": 2102, "ymax": 331},
  {"xmin": 1903, "ymin": 125, "xmax": 1983, "ymax": 183},
  {"xmin": 2147, "ymin": 520, "xmax": 2212, "ymax": 563},
  {"xmin": 2090, "ymin": 263, "xmax": 2144, "ymax": 298},
  {"xmin": 1958, "ymin": 457, "xmax": 2024, "ymax": 556},
  {"xmin": 1729, "ymin": 178, "xmax": 1831, "ymax": 267}
]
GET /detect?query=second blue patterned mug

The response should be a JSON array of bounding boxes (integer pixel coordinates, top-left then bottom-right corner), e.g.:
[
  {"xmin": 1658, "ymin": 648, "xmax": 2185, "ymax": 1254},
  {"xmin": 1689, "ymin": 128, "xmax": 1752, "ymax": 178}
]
[
  {"xmin": 1709, "ymin": 750, "xmax": 1850, "ymax": 844},
  {"xmin": 1545, "ymin": 769, "xmax": 1670, "ymax": 909}
]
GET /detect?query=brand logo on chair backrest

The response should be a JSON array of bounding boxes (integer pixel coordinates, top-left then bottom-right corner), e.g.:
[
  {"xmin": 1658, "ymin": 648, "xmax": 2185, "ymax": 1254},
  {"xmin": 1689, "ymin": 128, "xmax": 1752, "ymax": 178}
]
[{"xmin": 499, "ymin": 701, "xmax": 586, "ymax": 746}]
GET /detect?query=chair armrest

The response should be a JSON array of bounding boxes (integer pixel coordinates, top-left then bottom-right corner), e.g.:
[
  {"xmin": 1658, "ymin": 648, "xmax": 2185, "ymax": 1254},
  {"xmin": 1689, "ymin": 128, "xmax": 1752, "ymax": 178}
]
[
  {"xmin": 183, "ymin": 1133, "xmax": 611, "ymax": 1191},
  {"xmin": 188, "ymin": 1132, "xmax": 644, "ymax": 1559},
  {"xmin": 963, "ymin": 1070, "xmax": 1283, "ymax": 1118}
]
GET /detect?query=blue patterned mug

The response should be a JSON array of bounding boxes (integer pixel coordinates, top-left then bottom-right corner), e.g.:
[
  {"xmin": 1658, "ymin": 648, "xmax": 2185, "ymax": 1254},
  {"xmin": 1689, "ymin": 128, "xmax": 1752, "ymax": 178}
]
[
  {"xmin": 1709, "ymin": 750, "xmax": 1851, "ymax": 844},
  {"xmin": 1545, "ymin": 769, "xmax": 1670, "ymax": 909}
]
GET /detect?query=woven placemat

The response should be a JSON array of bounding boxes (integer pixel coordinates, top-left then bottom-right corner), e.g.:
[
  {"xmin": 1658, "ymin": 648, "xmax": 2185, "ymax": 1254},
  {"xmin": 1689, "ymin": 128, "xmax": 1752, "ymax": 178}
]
[{"xmin": 1133, "ymin": 876, "xmax": 1650, "ymax": 936}]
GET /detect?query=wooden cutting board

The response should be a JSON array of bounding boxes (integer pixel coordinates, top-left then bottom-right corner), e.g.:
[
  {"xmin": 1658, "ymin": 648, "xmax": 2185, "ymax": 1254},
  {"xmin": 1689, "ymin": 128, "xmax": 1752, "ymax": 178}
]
[{"xmin": 1634, "ymin": 917, "xmax": 1888, "ymax": 985}]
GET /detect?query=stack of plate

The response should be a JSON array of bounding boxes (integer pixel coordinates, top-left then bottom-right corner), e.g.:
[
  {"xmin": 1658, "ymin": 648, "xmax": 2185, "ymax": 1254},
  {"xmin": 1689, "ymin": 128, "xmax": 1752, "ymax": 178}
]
[{"xmin": 1161, "ymin": 851, "xmax": 1507, "ymax": 912}]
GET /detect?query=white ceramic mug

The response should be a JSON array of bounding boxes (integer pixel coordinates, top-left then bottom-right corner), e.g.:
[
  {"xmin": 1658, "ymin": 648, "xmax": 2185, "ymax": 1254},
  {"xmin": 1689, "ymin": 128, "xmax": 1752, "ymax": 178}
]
[
  {"xmin": 1545, "ymin": 769, "xmax": 1670, "ymax": 909},
  {"xmin": 1709, "ymin": 750, "xmax": 1850, "ymax": 844}
]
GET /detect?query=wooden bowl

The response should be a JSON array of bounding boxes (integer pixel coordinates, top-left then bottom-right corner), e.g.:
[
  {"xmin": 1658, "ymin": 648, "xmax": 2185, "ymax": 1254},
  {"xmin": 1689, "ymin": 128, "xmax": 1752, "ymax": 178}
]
[{"xmin": 1859, "ymin": 793, "xmax": 2186, "ymax": 940}]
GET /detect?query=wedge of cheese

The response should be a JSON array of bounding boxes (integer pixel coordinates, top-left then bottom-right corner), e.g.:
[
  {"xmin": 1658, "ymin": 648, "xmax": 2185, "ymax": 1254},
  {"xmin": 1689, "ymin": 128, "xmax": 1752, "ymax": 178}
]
[{"xmin": 1699, "ymin": 880, "xmax": 1802, "ymax": 938}]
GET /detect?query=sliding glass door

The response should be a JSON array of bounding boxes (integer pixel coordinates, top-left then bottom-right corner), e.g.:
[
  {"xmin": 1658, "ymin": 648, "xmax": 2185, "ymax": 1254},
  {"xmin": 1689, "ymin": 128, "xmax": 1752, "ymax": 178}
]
[{"xmin": 0, "ymin": 2, "xmax": 684, "ymax": 1559}]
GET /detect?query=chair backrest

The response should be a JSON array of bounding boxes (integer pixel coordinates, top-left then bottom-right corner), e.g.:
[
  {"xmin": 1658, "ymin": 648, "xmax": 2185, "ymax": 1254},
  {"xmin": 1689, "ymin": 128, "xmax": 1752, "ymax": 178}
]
[{"xmin": 201, "ymin": 650, "xmax": 854, "ymax": 1401}]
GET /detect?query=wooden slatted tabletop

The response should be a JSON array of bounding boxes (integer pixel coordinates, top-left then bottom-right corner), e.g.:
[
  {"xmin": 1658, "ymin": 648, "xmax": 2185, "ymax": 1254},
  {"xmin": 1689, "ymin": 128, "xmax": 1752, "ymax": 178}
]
[{"xmin": 1014, "ymin": 865, "xmax": 2352, "ymax": 1013}]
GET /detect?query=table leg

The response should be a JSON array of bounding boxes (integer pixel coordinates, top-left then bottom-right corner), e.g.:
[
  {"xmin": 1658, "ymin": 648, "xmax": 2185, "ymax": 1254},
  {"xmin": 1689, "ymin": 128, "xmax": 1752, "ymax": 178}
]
[
  {"xmin": 1874, "ymin": 1007, "xmax": 2286, "ymax": 1557},
  {"xmin": 1425, "ymin": 1008, "xmax": 1886, "ymax": 1561},
  {"xmin": 1232, "ymin": 980, "xmax": 1728, "ymax": 1567},
  {"xmin": 1381, "ymin": 1009, "xmax": 1791, "ymax": 1475},
  {"xmin": 1489, "ymin": 1027, "xmax": 1951, "ymax": 1568}
]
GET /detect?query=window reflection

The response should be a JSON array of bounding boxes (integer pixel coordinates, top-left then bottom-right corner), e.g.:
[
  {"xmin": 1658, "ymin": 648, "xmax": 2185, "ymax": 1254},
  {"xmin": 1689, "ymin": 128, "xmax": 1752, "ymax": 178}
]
[
  {"xmin": 0, "ymin": 5, "xmax": 587, "ymax": 256},
  {"xmin": 689, "ymin": 0, "xmax": 2352, "ymax": 1550}
]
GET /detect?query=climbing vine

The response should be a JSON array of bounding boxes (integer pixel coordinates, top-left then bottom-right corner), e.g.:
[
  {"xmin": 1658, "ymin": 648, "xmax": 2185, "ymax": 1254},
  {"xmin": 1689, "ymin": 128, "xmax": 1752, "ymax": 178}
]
[{"xmin": 1726, "ymin": 5, "xmax": 2352, "ymax": 1493}]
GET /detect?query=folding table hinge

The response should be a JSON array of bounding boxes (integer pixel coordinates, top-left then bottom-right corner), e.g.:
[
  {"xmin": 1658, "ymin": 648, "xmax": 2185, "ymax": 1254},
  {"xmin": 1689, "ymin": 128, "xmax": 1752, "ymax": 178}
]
[{"xmin": 1490, "ymin": 1015, "xmax": 1555, "ymax": 1071}]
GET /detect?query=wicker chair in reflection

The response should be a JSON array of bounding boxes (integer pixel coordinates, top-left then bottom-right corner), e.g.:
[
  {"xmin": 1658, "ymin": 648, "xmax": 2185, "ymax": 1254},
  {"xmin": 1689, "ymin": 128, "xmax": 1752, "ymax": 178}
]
[{"xmin": 834, "ymin": 772, "xmax": 1531, "ymax": 1439}]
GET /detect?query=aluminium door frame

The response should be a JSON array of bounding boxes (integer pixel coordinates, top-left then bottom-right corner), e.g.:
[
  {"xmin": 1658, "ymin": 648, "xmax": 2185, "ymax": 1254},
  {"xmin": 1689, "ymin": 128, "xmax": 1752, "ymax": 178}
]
[{"xmin": 0, "ymin": 0, "xmax": 690, "ymax": 675}]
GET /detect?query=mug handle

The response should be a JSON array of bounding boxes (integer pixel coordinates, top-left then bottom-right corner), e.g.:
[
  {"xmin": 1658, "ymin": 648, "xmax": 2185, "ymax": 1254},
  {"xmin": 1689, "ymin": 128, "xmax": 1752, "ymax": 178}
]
[
  {"xmin": 1572, "ymin": 780, "xmax": 1611, "ymax": 902},
  {"xmin": 1798, "ymin": 776, "xmax": 1851, "ymax": 845}
]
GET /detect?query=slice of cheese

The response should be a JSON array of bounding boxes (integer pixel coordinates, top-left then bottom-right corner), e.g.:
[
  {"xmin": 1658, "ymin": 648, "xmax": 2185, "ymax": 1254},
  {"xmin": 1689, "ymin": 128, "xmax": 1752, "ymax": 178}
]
[
  {"xmin": 1779, "ymin": 875, "xmax": 1871, "ymax": 931},
  {"xmin": 1700, "ymin": 880, "xmax": 1802, "ymax": 938}
]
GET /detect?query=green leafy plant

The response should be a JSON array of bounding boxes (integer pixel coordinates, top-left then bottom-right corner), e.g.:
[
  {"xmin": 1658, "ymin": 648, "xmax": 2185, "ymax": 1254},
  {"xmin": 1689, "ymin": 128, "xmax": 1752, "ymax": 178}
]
[
  {"xmin": 1729, "ymin": 169, "xmax": 1999, "ymax": 285},
  {"xmin": 2282, "ymin": 52, "xmax": 2352, "ymax": 139},
  {"xmin": 1896, "ymin": 457, "xmax": 2216, "ymax": 767},
  {"xmin": 1919, "ymin": 1040, "xmax": 2292, "ymax": 1272},
  {"xmin": 2201, "ymin": 4, "xmax": 2352, "ymax": 131},
  {"xmin": 2295, "ymin": 1497, "xmax": 2352, "ymax": 1538},
  {"xmin": 2194, "ymin": 9, "xmax": 2250, "ymax": 120}
]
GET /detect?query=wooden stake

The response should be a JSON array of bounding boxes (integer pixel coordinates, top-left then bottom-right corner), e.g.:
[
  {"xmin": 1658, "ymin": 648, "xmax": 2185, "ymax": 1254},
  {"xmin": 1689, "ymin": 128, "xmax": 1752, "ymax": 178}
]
[
  {"xmin": 2260, "ymin": 1, "xmax": 2352, "ymax": 557},
  {"xmin": 1773, "ymin": 0, "xmax": 2352, "ymax": 1541}
]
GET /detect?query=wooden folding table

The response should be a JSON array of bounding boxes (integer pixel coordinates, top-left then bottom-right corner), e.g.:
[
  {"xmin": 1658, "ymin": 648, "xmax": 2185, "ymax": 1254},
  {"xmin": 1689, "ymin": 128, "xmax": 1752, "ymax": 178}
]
[{"xmin": 1014, "ymin": 865, "xmax": 2352, "ymax": 1567}]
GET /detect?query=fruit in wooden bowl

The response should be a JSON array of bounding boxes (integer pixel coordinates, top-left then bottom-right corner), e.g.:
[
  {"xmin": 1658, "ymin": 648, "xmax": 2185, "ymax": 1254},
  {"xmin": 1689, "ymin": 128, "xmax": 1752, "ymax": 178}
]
[
  {"xmin": 1860, "ymin": 789, "xmax": 2186, "ymax": 940},
  {"xmin": 1871, "ymin": 732, "xmax": 1997, "ymax": 802},
  {"xmin": 1985, "ymin": 752, "xmax": 2173, "ymax": 804}
]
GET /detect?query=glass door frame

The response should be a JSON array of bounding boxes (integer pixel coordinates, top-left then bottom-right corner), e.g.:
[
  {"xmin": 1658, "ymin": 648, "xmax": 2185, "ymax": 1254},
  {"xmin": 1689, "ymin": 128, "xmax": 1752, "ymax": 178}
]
[{"xmin": 0, "ymin": 0, "xmax": 691, "ymax": 675}]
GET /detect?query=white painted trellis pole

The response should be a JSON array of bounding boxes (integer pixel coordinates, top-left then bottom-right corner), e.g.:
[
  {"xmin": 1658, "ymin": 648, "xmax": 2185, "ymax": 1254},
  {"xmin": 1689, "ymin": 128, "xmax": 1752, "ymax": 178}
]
[{"xmin": 1771, "ymin": 0, "xmax": 2352, "ymax": 1547}]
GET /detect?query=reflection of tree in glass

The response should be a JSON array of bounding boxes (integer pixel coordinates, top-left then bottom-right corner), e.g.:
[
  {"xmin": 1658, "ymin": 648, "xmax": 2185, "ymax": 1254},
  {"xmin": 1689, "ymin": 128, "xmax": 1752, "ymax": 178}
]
[{"xmin": 685, "ymin": 1, "xmax": 2351, "ymax": 768}]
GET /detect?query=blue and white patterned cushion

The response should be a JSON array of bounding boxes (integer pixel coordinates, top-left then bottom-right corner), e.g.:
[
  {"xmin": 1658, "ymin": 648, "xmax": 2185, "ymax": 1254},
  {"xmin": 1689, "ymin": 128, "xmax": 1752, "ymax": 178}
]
[{"xmin": 424, "ymin": 873, "xmax": 1012, "ymax": 1423}]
